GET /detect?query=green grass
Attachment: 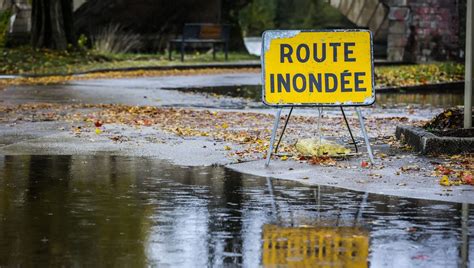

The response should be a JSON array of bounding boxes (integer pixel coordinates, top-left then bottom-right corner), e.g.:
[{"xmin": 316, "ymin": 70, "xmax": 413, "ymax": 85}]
[{"xmin": 0, "ymin": 47, "xmax": 258, "ymax": 75}]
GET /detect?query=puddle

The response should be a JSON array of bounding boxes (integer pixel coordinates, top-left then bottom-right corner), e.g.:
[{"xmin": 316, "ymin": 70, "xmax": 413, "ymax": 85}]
[
  {"xmin": 0, "ymin": 155, "xmax": 472, "ymax": 267},
  {"xmin": 168, "ymin": 85, "xmax": 464, "ymax": 108}
]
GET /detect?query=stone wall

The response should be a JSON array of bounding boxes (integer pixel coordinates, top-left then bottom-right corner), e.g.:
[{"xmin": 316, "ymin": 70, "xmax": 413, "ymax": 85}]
[
  {"xmin": 386, "ymin": 0, "xmax": 461, "ymax": 62},
  {"xmin": 331, "ymin": 0, "xmax": 462, "ymax": 62}
]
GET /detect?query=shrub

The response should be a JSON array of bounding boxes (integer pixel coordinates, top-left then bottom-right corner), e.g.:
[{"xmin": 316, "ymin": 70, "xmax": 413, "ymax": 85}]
[
  {"xmin": 92, "ymin": 24, "xmax": 141, "ymax": 54},
  {"xmin": 0, "ymin": 10, "xmax": 11, "ymax": 47}
]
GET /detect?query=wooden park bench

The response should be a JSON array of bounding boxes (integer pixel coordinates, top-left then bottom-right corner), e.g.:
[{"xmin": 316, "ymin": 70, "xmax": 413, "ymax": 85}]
[{"xmin": 168, "ymin": 23, "xmax": 230, "ymax": 61}]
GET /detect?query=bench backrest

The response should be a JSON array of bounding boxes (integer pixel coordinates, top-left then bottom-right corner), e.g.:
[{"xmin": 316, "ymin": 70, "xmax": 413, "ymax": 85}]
[{"xmin": 183, "ymin": 23, "xmax": 230, "ymax": 41}]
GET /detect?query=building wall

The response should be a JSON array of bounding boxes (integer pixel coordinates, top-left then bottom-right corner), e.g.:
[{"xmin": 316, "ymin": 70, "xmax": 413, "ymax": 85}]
[
  {"xmin": 386, "ymin": 0, "xmax": 460, "ymax": 61},
  {"xmin": 332, "ymin": 0, "xmax": 461, "ymax": 62}
]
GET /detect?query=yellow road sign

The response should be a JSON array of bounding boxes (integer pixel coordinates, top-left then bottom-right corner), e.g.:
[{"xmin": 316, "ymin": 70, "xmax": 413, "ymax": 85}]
[{"xmin": 262, "ymin": 30, "xmax": 375, "ymax": 106}]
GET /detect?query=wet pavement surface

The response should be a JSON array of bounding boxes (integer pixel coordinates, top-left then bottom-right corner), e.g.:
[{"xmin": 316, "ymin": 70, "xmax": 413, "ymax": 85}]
[
  {"xmin": 1, "ymin": 72, "xmax": 472, "ymax": 266},
  {"xmin": 0, "ymin": 73, "xmax": 262, "ymax": 109},
  {"xmin": 0, "ymin": 73, "xmax": 462, "ymax": 112},
  {"xmin": 0, "ymin": 155, "xmax": 473, "ymax": 267}
]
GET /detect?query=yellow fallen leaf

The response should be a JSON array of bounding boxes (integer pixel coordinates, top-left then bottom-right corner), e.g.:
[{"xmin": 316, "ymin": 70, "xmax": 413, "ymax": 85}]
[
  {"xmin": 281, "ymin": 155, "xmax": 288, "ymax": 161},
  {"xmin": 439, "ymin": 175, "xmax": 451, "ymax": 186},
  {"xmin": 221, "ymin": 123, "xmax": 229, "ymax": 129},
  {"xmin": 224, "ymin": 145, "xmax": 231, "ymax": 150},
  {"xmin": 95, "ymin": 128, "xmax": 102, "ymax": 134}
]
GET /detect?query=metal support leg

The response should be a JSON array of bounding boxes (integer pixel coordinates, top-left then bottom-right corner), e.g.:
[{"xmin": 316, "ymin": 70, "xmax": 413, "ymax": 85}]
[
  {"xmin": 168, "ymin": 42, "xmax": 173, "ymax": 60},
  {"xmin": 354, "ymin": 192, "xmax": 368, "ymax": 225},
  {"xmin": 355, "ymin": 107, "xmax": 375, "ymax": 164},
  {"xmin": 274, "ymin": 107, "xmax": 293, "ymax": 153},
  {"xmin": 212, "ymin": 43, "xmax": 216, "ymax": 60},
  {"xmin": 340, "ymin": 106, "xmax": 358, "ymax": 153},
  {"xmin": 265, "ymin": 108, "xmax": 282, "ymax": 167},
  {"xmin": 180, "ymin": 42, "xmax": 185, "ymax": 62},
  {"xmin": 224, "ymin": 42, "xmax": 229, "ymax": 61}
]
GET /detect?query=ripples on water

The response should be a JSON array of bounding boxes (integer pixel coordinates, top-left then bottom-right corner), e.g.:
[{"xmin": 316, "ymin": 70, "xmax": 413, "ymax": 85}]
[{"xmin": 0, "ymin": 155, "xmax": 472, "ymax": 267}]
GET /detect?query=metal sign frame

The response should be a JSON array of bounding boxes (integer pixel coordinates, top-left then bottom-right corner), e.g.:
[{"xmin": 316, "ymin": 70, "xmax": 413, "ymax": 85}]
[
  {"xmin": 261, "ymin": 29, "xmax": 375, "ymax": 107},
  {"xmin": 262, "ymin": 29, "xmax": 376, "ymax": 166}
]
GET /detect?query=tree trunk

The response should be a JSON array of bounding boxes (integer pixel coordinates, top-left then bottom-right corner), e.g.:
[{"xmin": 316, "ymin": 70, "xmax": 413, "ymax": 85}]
[
  {"xmin": 31, "ymin": 0, "xmax": 75, "ymax": 50},
  {"xmin": 221, "ymin": 0, "xmax": 250, "ymax": 51}
]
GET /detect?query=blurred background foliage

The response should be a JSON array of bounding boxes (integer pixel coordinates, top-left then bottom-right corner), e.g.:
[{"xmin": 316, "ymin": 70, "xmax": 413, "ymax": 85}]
[
  {"xmin": 0, "ymin": 10, "xmax": 10, "ymax": 47},
  {"xmin": 239, "ymin": 0, "xmax": 355, "ymax": 36}
]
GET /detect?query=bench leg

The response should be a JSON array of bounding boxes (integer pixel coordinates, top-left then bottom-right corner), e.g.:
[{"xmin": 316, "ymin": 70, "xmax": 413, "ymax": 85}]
[
  {"xmin": 212, "ymin": 43, "xmax": 216, "ymax": 60},
  {"xmin": 180, "ymin": 42, "xmax": 185, "ymax": 62},
  {"xmin": 224, "ymin": 42, "xmax": 228, "ymax": 61},
  {"xmin": 168, "ymin": 43, "xmax": 172, "ymax": 60}
]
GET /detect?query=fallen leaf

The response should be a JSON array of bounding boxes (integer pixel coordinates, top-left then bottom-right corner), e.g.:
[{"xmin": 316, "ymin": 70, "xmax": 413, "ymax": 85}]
[
  {"xmin": 463, "ymin": 174, "xmax": 473, "ymax": 185},
  {"xmin": 439, "ymin": 175, "xmax": 451, "ymax": 186},
  {"xmin": 401, "ymin": 164, "xmax": 420, "ymax": 172},
  {"xmin": 94, "ymin": 120, "xmax": 103, "ymax": 127}
]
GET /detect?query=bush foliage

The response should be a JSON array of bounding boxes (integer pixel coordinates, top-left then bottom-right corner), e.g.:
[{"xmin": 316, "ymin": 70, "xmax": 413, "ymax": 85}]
[
  {"xmin": 0, "ymin": 10, "xmax": 11, "ymax": 47},
  {"xmin": 239, "ymin": 0, "xmax": 355, "ymax": 36}
]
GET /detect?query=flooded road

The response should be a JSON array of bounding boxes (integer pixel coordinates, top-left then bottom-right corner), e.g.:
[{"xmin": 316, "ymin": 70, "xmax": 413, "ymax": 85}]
[
  {"xmin": 170, "ymin": 85, "xmax": 464, "ymax": 108},
  {"xmin": 0, "ymin": 155, "xmax": 472, "ymax": 267}
]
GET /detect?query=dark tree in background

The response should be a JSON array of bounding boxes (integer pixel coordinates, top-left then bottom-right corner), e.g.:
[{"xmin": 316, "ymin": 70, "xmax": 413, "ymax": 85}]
[
  {"xmin": 221, "ymin": 0, "xmax": 250, "ymax": 51},
  {"xmin": 239, "ymin": 0, "xmax": 355, "ymax": 36},
  {"xmin": 74, "ymin": 0, "xmax": 251, "ymax": 51},
  {"xmin": 31, "ymin": 0, "xmax": 75, "ymax": 50}
]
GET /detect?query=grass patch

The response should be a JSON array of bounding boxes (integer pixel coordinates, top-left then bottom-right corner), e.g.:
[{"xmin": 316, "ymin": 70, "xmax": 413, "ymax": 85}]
[
  {"xmin": 375, "ymin": 62, "xmax": 464, "ymax": 87},
  {"xmin": 0, "ymin": 47, "xmax": 258, "ymax": 75}
]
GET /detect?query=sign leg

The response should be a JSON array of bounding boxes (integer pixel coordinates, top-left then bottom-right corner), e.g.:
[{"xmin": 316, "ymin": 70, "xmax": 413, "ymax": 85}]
[
  {"xmin": 355, "ymin": 107, "xmax": 375, "ymax": 165},
  {"xmin": 265, "ymin": 108, "xmax": 282, "ymax": 167},
  {"xmin": 274, "ymin": 107, "xmax": 293, "ymax": 153},
  {"xmin": 340, "ymin": 106, "xmax": 358, "ymax": 153}
]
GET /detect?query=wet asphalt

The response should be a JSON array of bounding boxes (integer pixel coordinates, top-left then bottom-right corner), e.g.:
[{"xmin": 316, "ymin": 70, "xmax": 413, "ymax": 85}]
[{"xmin": 0, "ymin": 72, "xmax": 471, "ymax": 204}]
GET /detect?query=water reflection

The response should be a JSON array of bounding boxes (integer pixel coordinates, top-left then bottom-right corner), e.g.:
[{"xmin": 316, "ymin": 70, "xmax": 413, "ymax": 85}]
[
  {"xmin": 171, "ymin": 85, "xmax": 464, "ymax": 108},
  {"xmin": 0, "ymin": 155, "xmax": 472, "ymax": 267},
  {"xmin": 262, "ymin": 225, "xmax": 369, "ymax": 267}
]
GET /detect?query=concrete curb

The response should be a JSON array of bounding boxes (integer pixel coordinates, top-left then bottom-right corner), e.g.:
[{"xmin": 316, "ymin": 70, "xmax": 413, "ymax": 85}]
[{"xmin": 395, "ymin": 125, "xmax": 474, "ymax": 154}]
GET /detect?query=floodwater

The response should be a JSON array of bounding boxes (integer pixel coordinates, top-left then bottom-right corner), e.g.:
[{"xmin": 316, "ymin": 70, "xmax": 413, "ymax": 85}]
[
  {"xmin": 171, "ymin": 85, "xmax": 464, "ymax": 108},
  {"xmin": 0, "ymin": 155, "xmax": 472, "ymax": 267}
]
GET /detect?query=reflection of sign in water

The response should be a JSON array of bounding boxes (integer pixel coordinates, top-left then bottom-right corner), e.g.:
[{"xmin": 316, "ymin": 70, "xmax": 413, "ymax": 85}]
[
  {"xmin": 262, "ymin": 225, "xmax": 369, "ymax": 267},
  {"xmin": 262, "ymin": 30, "xmax": 374, "ymax": 106}
]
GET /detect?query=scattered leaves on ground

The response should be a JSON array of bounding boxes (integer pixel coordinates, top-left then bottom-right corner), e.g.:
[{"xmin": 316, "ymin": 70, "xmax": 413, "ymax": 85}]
[
  {"xmin": 1, "ymin": 102, "xmax": 472, "ymax": 187},
  {"xmin": 435, "ymin": 155, "xmax": 474, "ymax": 186}
]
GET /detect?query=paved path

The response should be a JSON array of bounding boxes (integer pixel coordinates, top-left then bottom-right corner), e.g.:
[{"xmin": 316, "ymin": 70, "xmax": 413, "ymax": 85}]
[{"xmin": 1, "ymin": 72, "xmax": 471, "ymax": 204}]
